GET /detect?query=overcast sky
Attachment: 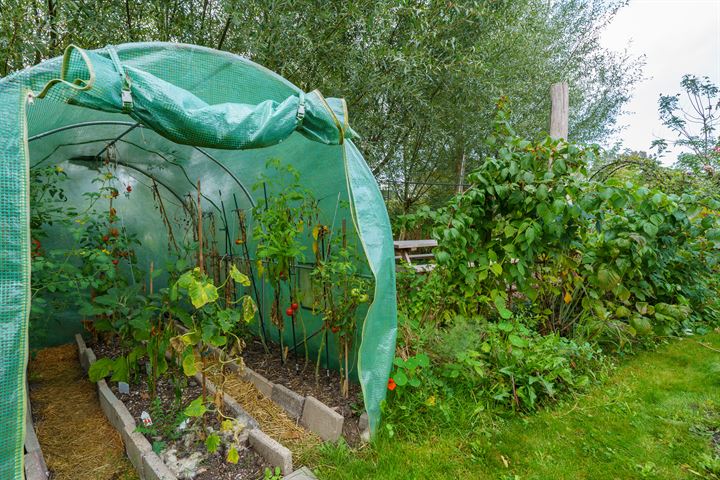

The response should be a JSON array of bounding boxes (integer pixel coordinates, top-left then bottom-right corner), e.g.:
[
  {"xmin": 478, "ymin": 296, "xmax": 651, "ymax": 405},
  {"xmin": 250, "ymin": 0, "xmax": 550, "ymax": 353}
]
[{"xmin": 600, "ymin": 0, "xmax": 720, "ymax": 162}]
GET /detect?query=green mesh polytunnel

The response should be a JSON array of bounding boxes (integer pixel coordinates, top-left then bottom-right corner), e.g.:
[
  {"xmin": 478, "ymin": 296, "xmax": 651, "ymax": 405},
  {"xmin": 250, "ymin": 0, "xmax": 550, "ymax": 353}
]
[{"xmin": 0, "ymin": 43, "xmax": 397, "ymax": 477}]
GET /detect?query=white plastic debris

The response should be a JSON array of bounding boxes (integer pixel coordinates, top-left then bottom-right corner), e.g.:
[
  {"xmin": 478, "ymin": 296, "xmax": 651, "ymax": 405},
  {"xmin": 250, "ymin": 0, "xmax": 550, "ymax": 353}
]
[
  {"xmin": 140, "ymin": 411, "xmax": 153, "ymax": 426},
  {"xmin": 161, "ymin": 448, "xmax": 205, "ymax": 479},
  {"xmin": 118, "ymin": 382, "xmax": 130, "ymax": 394}
]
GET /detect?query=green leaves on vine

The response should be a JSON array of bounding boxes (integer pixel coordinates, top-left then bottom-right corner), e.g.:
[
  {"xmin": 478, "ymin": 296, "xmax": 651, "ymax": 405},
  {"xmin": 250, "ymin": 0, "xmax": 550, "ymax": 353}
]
[
  {"xmin": 229, "ymin": 264, "xmax": 251, "ymax": 287},
  {"xmin": 175, "ymin": 268, "xmax": 219, "ymax": 309},
  {"xmin": 183, "ymin": 397, "xmax": 207, "ymax": 417}
]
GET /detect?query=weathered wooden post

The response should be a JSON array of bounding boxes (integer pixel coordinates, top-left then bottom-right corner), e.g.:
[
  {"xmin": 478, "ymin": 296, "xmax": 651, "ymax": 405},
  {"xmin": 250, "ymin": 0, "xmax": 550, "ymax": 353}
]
[
  {"xmin": 548, "ymin": 82, "xmax": 569, "ymax": 168},
  {"xmin": 457, "ymin": 149, "xmax": 466, "ymax": 194},
  {"xmin": 549, "ymin": 81, "xmax": 569, "ymax": 140}
]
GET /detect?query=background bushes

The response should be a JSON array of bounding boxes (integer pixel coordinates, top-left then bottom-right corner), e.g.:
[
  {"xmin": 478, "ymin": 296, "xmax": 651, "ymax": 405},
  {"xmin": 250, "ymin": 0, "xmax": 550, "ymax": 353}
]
[{"xmin": 385, "ymin": 101, "xmax": 720, "ymax": 433}]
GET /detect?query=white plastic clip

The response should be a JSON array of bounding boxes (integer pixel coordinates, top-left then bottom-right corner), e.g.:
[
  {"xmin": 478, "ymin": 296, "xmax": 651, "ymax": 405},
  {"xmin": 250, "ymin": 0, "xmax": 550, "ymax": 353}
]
[
  {"xmin": 297, "ymin": 103, "xmax": 306, "ymax": 121},
  {"xmin": 296, "ymin": 92, "xmax": 306, "ymax": 126}
]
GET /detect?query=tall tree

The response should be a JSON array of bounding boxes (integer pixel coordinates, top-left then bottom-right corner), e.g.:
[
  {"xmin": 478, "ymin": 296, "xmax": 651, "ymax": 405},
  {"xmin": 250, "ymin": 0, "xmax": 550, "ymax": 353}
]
[
  {"xmin": 0, "ymin": 0, "xmax": 642, "ymax": 213},
  {"xmin": 653, "ymin": 75, "xmax": 720, "ymax": 173}
]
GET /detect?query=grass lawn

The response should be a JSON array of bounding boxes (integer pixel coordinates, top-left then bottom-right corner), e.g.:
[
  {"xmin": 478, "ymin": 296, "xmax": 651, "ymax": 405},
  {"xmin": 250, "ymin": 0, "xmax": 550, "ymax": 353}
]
[{"xmin": 304, "ymin": 332, "xmax": 720, "ymax": 479}]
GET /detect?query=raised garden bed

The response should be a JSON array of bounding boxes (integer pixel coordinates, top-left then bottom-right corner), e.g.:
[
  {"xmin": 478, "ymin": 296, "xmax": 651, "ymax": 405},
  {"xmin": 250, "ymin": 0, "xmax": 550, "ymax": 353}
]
[
  {"xmin": 175, "ymin": 324, "xmax": 369, "ymax": 445},
  {"xmin": 76, "ymin": 334, "xmax": 296, "ymax": 479},
  {"xmin": 242, "ymin": 338, "xmax": 367, "ymax": 444}
]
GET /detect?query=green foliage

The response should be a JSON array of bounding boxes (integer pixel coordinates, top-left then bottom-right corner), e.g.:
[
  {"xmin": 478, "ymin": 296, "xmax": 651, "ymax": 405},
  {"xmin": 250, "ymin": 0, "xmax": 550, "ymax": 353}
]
[
  {"xmin": 87, "ymin": 351, "xmax": 136, "ymax": 384},
  {"xmin": 310, "ymin": 334, "xmax": 720, "ymax": 480},
  {"xmin": 311, "ymin": 241, "xmax": 371, "ymax": 337},
  {"xmin": 171, "ymin": 266, "xmax": 255, "ymax": 356},
  {"xmin": 252, "ymin": 158, "xmax": 316, "ymax": 338},
  {"xmin": 85, "ymin": 283, "xmax": 173, "ymax": 389},
  {"xmin": 1, "ymin": 1, "xmax": 641, "ymax": 213},
  {"xmin": 264, "ymin": 467, "xmax": 282, "ymax": 480},
  {"xmin": 29, "ymin": 166, "xmax": 77, "ymax": 345},
  {"xmin": 252, "ymin": 159, "xmax": 315, "ymax": 283},
  {"xmin": 28, "ymin": 166, "xmax": 134, "ymax": 345},
  {"xmin": 310, "ymin": 220, "xmax": 372, "ymax": 393},
  {"xmin": 205, "ymin": 433, "xmax": 221, "ymax": 454},
  {"xmin": 445, "ymin": 317, "xmax": 602, "ymax": 411},
  {"xmin": 226, "ymin": 446, "xmax": 239, "ymax": 464},
  {"xmin": 391, "ymin": 353, "xmax": 430, "ymax": 391},
  {"xmin": 136, "ymin": 397, "xmax": 187, "ymax": 444},
  {"xmin": 183, "ymin": 396, "xmax": 208, "ymax": 417},
  {"xmin": 399, "ymin": 100, "xmax": 598, "ymax": 321},
  {"xmin": 387, "ymin": 101, "xmax": 720, "ymax": 440},
  {"xmin": 399, "ymin": 101, "xmax": 720, "ymax": 348},
  {"xmin": 385, "ymin": 314, "xmax": 603, "ymax": 423}
]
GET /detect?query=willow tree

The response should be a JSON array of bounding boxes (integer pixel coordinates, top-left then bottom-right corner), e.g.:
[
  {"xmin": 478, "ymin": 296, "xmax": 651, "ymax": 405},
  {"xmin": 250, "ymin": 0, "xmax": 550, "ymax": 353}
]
[{"xmin": 0, "ymin": 0, "xmax": 642, "ymax": 213}]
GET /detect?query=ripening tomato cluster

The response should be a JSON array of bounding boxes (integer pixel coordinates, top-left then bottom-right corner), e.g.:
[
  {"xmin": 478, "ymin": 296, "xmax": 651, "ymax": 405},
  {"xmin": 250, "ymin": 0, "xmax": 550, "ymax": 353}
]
[
  {"xmin": 97, "ymin": 224, "xmax": 133, "ymax": 267},
  {"xmin": 285, "ymin": 302, "xmax": 299, "ymax": 317}
]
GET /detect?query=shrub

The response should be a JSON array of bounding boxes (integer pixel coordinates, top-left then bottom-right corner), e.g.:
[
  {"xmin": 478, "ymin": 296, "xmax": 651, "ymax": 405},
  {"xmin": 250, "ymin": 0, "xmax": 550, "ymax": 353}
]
[
  {"xmin": 439, "ymin": 317, "xmax": 604, "ymax": 411},
  {"xmin": 385, "ymin": 100, "xmax": 720, "ymax": 434},
  {"xmin": 398, "ymin": 100, "xmax": 720, "ymax": 349}
]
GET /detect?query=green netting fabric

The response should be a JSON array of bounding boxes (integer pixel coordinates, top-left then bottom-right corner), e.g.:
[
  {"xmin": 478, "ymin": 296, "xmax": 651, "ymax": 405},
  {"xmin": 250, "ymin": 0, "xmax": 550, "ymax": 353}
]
[
  {"xmin": 0, "ymin": 79, "xmax": 30, "ymax": 480},
  {"xmin": 39, "ymin": 46, "xmax": 356, "ymax": 149},
  {"xmin": 0, "ymin": 43, "xmax": 396, "ymax": 477}
]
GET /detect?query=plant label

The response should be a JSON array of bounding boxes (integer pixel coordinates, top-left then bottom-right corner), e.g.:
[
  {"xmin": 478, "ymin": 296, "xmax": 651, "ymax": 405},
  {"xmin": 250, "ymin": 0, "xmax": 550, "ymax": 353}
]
[
  {"xmin": 141, "ymin": 411, "xmax": 153, "ymax": 426},
  {"xmin": 118, "ymin": 382, "xmax": 130, "ymax": 394}
]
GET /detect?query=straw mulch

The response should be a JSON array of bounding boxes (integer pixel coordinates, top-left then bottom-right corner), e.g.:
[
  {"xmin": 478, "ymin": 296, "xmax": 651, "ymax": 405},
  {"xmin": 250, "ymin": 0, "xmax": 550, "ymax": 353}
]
[
  {"xmin": 207, "ymin": 362, "xmax": 321, "ymax": 461},
  {"xmin": 28, "ymin": 344, "xmax": 137, "ymax": 480}
]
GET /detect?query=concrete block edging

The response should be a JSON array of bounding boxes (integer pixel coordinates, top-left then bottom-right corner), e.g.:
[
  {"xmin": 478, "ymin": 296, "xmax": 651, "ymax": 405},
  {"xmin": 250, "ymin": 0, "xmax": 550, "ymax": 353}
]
[
  {"xmin": 24, "ymin": 380, "xmax": 50, "ymax": 480},
  {"xmin": 75, "ymin": 334, "xmax": 177, "ymax": 480},
  {"xmin": 75, "ymin": 333, "xmax": 294, "ymax": 478},
  {"xmin": 201, "ymin": 339, "xmax": 358, "ymax": 443}
]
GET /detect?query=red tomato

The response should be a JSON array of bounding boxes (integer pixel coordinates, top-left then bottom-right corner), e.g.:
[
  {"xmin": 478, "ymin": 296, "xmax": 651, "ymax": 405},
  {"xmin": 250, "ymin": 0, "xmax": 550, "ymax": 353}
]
[
  {"xmin": 126, "ymin": 185, "xmax": 132, "ymax": 192},
  {"xmin": 291, "ymin": 302, "xmax": 299, "ymax": 311},
  {"xmin": 285, "ymin": 307, "xmax": 294, "ymax": 317}
]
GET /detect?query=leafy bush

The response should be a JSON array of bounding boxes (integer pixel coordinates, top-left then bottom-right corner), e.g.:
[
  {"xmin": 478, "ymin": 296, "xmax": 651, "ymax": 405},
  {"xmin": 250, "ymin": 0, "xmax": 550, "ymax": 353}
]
[
  {"xmin": 397, "ymin": 100, "xmax": 720, "ymax": 348},
  {"xmin": 387, "ymin": 315, "xmax": 603, "ymax": 417},
  {"xmin": 439, "ymin": 317, "xmax": 604, "ymax": 411},
  {"xmin": 386, "ymin": 99, "xmax": 720, "ymax": 435}
]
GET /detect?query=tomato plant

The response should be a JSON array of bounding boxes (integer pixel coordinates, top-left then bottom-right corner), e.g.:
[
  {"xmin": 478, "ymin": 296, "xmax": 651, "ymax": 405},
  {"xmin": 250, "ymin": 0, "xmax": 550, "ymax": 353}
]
[
  {"xmin": 252, "ymin": 158, "xmax": 317, "ymax": 360},
  {"xmin": 311, "ymin": 236, "xmax": 371, "ymax": 395}
]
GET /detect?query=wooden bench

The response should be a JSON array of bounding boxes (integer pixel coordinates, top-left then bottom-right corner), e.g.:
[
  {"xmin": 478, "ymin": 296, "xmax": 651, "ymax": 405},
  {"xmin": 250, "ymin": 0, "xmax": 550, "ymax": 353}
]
[{"xmin": 394, "ymin": 239, "xmax": 438, "ymax": 273}]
